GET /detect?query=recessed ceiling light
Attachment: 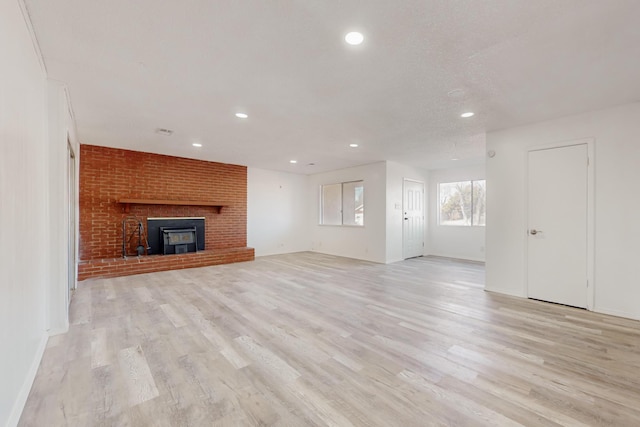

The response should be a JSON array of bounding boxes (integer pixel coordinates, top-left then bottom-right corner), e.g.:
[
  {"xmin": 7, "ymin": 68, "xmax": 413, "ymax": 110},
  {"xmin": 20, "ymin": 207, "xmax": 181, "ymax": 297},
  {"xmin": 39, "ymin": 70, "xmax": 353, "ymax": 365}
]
[
  {"xmin": 289, "ymin": 160, "xmax": 297, "ymax": 164},
  {"xmin": 461, "ymin": 112, "xmax": 475, "ymax": 118},
  {"xmin": 349, "ymin": 143, "xmax": 359, "ymax": 148},
  {"xmin": 235, "ymin": 112, "xmax": 248, "ymax": 119},
  {"xmin": 192, "ymin": 143, "xmax": 202, "ymax": 147},
  {"xmin": 451, "ymin": 158, "xmax": 459, "ymax": 161},
  {"xmin": 345, "ymin": 32, "xmax": 364, "ymax": 45}
]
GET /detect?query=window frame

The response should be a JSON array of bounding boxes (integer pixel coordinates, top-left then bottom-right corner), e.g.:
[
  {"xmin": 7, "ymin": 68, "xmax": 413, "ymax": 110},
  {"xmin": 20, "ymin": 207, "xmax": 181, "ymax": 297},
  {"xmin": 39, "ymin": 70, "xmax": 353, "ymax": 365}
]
[
  {"xmin": 438, "ymin": 179, "xmax": 486, "ymax": 227},
  {"xmin": 319, "ymin": 180, "xmax": 365, "ymax": 227}
]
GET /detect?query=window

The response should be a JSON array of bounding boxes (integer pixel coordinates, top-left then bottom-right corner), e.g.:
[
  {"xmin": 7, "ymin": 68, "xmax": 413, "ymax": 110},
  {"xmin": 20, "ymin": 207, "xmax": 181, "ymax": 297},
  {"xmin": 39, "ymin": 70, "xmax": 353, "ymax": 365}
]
[
  {"xmin": 320, "ymin": 180, "xmax": 364, "ymax": 226},
  {"xmin": 439, "ymin": 180, "xmax": 486, "ymax": 226}
]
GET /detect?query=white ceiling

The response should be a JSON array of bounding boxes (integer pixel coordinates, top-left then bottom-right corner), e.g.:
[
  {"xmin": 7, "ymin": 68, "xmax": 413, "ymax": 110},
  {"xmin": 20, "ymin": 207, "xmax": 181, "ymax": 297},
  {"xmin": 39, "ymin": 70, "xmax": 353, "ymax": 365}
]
[{"xmin": 25, "ymin": 0, "xmax": 640, "ymax": 173}]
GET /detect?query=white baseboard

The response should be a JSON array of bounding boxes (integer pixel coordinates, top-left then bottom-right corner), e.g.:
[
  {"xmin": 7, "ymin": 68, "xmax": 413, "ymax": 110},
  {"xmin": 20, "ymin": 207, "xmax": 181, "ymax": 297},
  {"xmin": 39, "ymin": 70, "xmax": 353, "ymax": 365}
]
[
  {"xmin": 309, "ymin": 249, "xmax": 385, "ymax": 264},
  {"xmin": 254, "ymin": 249, "xmax": 308, "ymax": 258},
  {"xmin": 484, "ymin": 287, "xmax": 526, "ymax": 298},
  {"xmin": 5, "ymin": 333, "xmax": 48, "ymax": 427},
  {"xmin": 426, "ymin": 252, "xmax": 486, "ymax": 263},
  {"xmin": 386, "ymin": 253, "xmax": 486, "ymax": 265},
  {"xmin": 49, "ymin": 325, "xmax": 69, "ymax": 337},
  {"xmin": 47, "ymin": 323, "xmax": 69, "ymax": 337},
  {"xmin": 593, "ymin": 306, "xmax": 640, "ymax": 322}
]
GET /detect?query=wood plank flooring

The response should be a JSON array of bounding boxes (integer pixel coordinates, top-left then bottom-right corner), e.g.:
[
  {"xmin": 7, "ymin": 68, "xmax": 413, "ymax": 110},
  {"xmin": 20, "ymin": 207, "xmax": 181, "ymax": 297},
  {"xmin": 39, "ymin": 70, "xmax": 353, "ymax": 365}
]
[{"xmin": 19, "ymin": 252, "xmax": 640, "ymax": 426}]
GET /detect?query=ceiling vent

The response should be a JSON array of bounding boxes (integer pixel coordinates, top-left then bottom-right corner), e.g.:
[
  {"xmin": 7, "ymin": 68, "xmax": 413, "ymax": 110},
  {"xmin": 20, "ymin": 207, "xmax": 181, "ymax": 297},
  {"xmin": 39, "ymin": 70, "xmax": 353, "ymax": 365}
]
[{"xmin": 155, "ymin": 128, "xmax": 174, "ymax": 136}]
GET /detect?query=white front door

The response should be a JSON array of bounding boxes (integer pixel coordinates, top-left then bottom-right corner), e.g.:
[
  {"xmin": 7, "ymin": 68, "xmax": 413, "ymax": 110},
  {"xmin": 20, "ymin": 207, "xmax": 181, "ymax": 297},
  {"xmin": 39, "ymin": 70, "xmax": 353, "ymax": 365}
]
[
  {"xmin": 527, "ymin": 144, "xmax": 588, "ymax": 308},
  {"xmin": 403, "ymin": 179, "xmax": 424, "ymax": 259}
]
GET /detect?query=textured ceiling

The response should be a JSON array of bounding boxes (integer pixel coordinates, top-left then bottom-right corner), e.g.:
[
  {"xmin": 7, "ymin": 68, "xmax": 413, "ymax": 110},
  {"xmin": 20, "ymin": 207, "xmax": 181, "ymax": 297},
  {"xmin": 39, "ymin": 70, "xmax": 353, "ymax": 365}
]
[{"xmin": 25, "ymin": 0, "xmax": 640, "ymax": 173}]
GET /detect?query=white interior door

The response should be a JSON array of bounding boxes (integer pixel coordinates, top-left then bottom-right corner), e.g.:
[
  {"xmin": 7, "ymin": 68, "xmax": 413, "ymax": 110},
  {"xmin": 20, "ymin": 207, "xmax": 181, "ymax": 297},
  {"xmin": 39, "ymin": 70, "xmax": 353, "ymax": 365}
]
[
  {"xmin": 527, "ymin": 144, "xmax": 588, "ymax": 308},
  {"xmin": 403, "ymin": 179, "xmax": 424, "ymax": 259},
  {"xmin": 67, "ymin": 142, "xmax": 77, "ymax": 300}
]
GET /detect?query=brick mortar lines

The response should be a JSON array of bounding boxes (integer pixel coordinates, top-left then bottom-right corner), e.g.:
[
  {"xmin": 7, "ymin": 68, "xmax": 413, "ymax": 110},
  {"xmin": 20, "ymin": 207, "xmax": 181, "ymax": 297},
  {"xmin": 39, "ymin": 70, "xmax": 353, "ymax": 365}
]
[{"xmin": 79, "ymin": 144, "xmax": 253, "ymax": 278}]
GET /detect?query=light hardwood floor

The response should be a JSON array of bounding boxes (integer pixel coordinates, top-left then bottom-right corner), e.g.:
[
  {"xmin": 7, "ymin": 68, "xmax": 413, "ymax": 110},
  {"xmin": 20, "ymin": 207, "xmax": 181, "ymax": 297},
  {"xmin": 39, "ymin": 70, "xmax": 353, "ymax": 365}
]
[{"xmin": 19, "ymin": 252, "xmax": 640, "ymax": 426}]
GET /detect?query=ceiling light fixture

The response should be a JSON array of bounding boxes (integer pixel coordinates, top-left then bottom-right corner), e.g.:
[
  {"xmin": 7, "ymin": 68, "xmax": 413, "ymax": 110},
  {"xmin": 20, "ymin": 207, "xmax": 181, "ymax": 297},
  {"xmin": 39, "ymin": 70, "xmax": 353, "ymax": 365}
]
[
  {"xmin": 345, "ymin": 31, "xmax": 364, "ymax": 45},
  {"xmin": 235, "ymin": 112, "xmax": 248, "ymax": 119},
  {"xmin": 349, "ymin": 143, "xmax": 359, "ymax": 148},
  {"xmin": 192, "ymin": 143, "xmax": 202, "ymax": 147},
  {"xmin": 289, "ymin": 160, "xmax": 297, "ymax": 164},
  {"xmin": 461, "ymin": 112, "xmax": 475, "ymax": 118}
]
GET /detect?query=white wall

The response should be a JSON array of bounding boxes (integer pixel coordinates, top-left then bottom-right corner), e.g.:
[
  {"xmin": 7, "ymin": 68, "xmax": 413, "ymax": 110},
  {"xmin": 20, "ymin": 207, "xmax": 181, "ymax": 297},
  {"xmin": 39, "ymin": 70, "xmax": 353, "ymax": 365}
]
[
  {"xmin": 247, "ymin": 168, "xmax": 310, "ymax": 256},
  {"xmin": 385, "ymin": 161, "xmax": 429, "ymax": 263},
  {"xmin": 1, "ymin": 1, "xmax": 56, "ymax": 425},
  {"xmin": 428, "ymin": 164, "xmax": 486, "ymax": 262},
  {"xmin": 308, "ymin": 162, "xmax": 387, "ymax": 263},
  {"xmin": 486, "ymin": 102, "xmax": 640, "ymax": 320},
  {"xmin": 252, "ymin": 160, "xmax": 431, "ymax": 264}
]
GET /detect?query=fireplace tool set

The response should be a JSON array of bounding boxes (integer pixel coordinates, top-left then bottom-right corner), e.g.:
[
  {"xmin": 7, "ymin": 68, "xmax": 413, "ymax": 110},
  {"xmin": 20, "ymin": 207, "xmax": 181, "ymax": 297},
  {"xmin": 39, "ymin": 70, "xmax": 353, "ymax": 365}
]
[{"xmin": 122, "ymin": 216, "xmax": 151, "ymax": 258}]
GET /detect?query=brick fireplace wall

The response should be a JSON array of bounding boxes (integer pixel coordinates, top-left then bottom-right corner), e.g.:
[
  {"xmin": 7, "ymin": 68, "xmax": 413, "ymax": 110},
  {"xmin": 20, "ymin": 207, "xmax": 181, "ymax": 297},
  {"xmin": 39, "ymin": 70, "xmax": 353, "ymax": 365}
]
[{"xmin": 78, "ymin": 144, "xmax": 253, "ymax": 279}]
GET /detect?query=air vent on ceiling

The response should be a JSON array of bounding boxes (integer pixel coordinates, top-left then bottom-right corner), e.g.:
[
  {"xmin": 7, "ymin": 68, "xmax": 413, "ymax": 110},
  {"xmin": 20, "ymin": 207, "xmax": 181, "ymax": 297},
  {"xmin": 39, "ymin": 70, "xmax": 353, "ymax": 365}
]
[
  {"xmin": 155, "ymin": 128, "xmax": 174, "ymax": 136},
  {"xmin": 447, "ymin": 88, "xmax": 466, "ymax": 99}
]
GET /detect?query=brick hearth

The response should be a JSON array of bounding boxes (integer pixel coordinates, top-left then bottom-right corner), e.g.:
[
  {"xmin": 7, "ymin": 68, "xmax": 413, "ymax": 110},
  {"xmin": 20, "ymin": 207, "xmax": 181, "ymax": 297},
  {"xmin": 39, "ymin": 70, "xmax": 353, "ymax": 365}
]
[{"xmin": 78, "ymin": 248, "xmax": 254, "ymax": 281}]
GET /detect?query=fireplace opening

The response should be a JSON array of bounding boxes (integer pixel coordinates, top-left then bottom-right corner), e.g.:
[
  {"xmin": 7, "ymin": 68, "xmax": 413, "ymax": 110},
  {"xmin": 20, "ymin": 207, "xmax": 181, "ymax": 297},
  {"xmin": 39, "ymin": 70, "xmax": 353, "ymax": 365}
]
[
  {"xmin": 147, "ymin": 217, "xmax": 205, "ymax": 255},
  {"xmin": 162, "ymin": 227, "xmax": 197, "ymax": 254}
]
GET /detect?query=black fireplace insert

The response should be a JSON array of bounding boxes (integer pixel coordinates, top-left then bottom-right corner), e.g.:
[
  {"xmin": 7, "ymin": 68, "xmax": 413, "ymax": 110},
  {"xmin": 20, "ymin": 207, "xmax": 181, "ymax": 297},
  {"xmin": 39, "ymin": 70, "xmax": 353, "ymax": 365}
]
[{"xmin": 147, "ymin": 217, "xmax": 205, "ymax": 255}]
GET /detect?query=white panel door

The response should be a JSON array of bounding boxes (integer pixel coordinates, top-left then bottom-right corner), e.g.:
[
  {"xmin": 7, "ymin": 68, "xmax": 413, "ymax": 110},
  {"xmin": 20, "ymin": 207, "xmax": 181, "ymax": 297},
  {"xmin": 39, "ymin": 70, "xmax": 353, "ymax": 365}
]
[
  {"xmin": 403, "ymin": 179, "xmax": 424, "ymax": 259},
  {"xmin": 527, "ymin": 144, "xmax": 588, "ymax": 308},
  {"xmin": 67, "ymin": 142, "xmax": 77, "ymax": 299}
]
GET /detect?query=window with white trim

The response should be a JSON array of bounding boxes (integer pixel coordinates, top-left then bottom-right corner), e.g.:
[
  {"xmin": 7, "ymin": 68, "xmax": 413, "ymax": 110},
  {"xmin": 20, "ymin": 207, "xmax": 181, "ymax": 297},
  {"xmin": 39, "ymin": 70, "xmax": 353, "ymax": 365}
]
[
  {"xmin": 439, "ymin": 180, "xmax": 486, "ymax": 226},
  {"xmin": 320, "ymin": 181, "xmax": 364, "ymax": 226}
]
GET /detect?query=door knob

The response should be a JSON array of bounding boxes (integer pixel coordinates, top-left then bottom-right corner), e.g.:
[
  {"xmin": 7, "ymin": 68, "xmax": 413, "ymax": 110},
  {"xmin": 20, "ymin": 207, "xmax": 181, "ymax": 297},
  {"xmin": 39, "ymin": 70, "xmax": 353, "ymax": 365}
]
[{"xmin": 529, "ymin": 229, "xmax": 542, "ymax": 235}]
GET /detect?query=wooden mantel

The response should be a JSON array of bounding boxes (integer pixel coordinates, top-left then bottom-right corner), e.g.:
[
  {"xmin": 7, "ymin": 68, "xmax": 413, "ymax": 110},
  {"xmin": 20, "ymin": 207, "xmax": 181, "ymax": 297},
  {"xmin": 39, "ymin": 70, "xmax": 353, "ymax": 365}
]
[{"xmin": 118, "ymin": 198, "xmax": 228, "ymax": 213}]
